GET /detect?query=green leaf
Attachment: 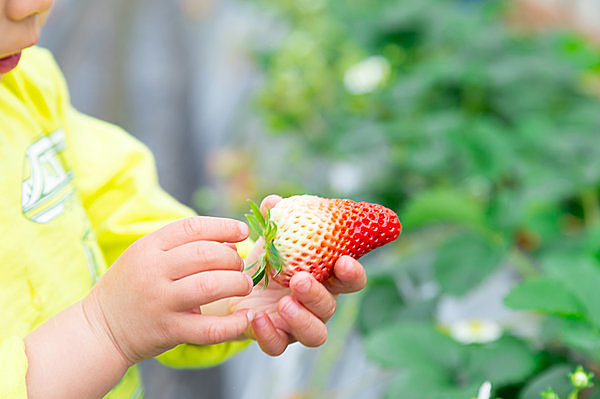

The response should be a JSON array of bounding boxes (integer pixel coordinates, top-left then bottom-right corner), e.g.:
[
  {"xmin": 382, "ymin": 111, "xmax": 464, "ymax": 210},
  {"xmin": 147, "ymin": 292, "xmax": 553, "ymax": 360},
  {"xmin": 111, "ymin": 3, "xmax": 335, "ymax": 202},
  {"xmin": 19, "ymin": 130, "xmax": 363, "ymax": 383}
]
[
  {"xmin": 357, "ymin": 276, "xmax": 404, "ymax": 334},
  {"xmin": 434, "ymin": 232, "xmax": 505, "ymax": 296},
  {"xmin": 402, "ymin": 188, "xmax": 486, "ymax": 231},
  {"xmin": 249, "ymin": 200, "xmax": 266, "ymax": 229},
  {"xmin": 262, "ymin": 269, "xmax": 269, "ymax": 290},
  {"xmin": 266, "ymin": 241, "xmax": 283, "ymax": 272},
  {"xmin": 367, "ymin": 325, "xmax": 538, "ymax": 398},
  {"xmin": 243, "ymin": 260, "xmax": 258, "ymax": 272},
  {"xmin": 543, "ymin": 318, "xmax": 600, "ymax": 359},
  {"xmin": 365, "ymin": 322, "xmax": 463, "ymax": 372},
  {"xmin": 463, "ymin": 336, "xmax": 539, "ymax": 386},
  {"xmin": 246, "ymin": 214, "xmax": 263, "ymax": 238},
  {"xmin": 245, "ymin": 199, "xmax": 282, "ymax": 288},
  {"xmin": 560, "ymin": 320, "xmax": 600, "ymax": 357},
  {"xmin": 384, "ymin": 370, "xmax": 481, "ymax": 399},
  {"xmin": 542, "ymin": 253, "xmax": 600, "ymax": 329},
  {"xmin": 519, "ymin": 364, "xmax": 575, "ymax": 399},
  {"xmin": 251, "ymin": 264, "xmax": 266, "ymax": 287},
  {"xmin": 504, "ymin": 277, "xmax": 584, "ymax": 317}
]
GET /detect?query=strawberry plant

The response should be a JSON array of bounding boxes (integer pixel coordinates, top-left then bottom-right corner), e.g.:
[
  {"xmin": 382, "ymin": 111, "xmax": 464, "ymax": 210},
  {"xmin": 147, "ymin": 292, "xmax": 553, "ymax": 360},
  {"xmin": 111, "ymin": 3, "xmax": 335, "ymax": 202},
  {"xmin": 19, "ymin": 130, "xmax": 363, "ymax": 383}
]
[{"xmin": 227, "ymin": 0, "xmax": 600, "ymax": 397}]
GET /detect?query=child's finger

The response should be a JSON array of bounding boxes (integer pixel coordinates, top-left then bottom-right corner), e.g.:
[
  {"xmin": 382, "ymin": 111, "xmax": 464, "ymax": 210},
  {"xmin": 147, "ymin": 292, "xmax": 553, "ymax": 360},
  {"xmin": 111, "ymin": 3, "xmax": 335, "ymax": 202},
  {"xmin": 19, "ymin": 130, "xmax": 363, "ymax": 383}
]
[
  {"xmin": 170, "ymin": 271, "xmax": 253, "ymax": 310},
  {"xmin": 177, "ymin": 310, "xmax": 255, "ymax": 345},
  {"xmin": 278, "ymin": 296, "xmax": 328, "ymax": 347},
  {"xmin": 151, "ymin": 216, "xmax": 249, "ymax": 251},
  {"xmin": 251, "ymin": 312, "xmax": 289, "ymax": 356},
  {"xmin": 289, "ymin": 272, "xmax": 337, "ymax": 323},
  {"xmin": 259, "ymin": 194, "xmax": 283, "ymax": 216},
  {"xmin": 164, "ymin": 241, "xmax": 244, "ymax": 280},
  {"xmin": 324, "ymin": 256, "xmax": 367, "ymax": 294}
]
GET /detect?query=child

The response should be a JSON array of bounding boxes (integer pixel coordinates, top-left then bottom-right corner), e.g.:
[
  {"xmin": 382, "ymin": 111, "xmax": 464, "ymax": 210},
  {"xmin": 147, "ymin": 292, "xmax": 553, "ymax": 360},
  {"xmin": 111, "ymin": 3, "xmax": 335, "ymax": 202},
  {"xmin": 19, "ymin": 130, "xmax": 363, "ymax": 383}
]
[{"xmin": 0, "ymin": 1, "xmax": 367, "ymax": 398}]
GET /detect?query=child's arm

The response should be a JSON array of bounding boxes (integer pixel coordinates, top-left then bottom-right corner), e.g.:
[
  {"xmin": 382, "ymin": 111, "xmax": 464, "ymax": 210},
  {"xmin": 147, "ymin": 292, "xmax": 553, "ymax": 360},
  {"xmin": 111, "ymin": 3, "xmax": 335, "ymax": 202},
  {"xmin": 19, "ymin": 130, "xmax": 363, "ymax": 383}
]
[
  {"xmin": 59, "ymin": 102, "xmax": 254, "ymax": 368},
  {"xmin": 24, "ymin": 300, "xmax": 130, "ymax": 399},
  {"xmin": 25, "ymin": 217, "xmax": 255, "ymax": 399}
]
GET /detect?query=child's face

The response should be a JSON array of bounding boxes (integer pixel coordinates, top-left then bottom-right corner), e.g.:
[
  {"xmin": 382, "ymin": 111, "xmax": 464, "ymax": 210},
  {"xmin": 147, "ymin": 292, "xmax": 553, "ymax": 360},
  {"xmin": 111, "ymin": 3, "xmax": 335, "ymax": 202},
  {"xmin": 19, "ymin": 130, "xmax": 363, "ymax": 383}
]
[{"xmin": 0, "ymin": 0, "xmax": 53, "ymax": 76}]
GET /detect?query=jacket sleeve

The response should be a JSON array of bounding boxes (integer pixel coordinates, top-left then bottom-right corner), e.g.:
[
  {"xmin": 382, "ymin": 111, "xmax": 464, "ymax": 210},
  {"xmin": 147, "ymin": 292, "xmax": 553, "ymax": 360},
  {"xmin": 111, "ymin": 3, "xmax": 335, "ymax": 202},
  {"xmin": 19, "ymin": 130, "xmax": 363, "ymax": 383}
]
[
  {"xmin": 54, "ymin": 70, "xmax": 250, "ymax": 368},
  {"xmin": 0, "ymin": 337, "xmax": 28, "ymax": 398},
  {"xmin": 62, "ymin": 107, "xmax": 194, "ymax": 266}
]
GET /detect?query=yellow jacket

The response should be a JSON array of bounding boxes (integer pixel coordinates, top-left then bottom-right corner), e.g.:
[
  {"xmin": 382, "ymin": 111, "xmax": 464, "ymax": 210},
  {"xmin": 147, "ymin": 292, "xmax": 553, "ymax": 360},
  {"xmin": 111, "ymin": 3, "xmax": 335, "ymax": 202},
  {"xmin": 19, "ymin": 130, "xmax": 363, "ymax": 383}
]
[{"xmin": 0, "ymin": 47, "xmax": 249, "ymax": 398}]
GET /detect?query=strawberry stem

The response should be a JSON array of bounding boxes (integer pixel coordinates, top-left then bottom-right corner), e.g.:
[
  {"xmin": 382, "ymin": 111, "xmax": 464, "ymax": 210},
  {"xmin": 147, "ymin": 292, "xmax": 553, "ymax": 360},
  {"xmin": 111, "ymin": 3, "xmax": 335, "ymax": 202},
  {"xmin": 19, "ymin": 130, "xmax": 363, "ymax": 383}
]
[{"xmin": 245, "ymin": 200, "xmax": 284, "ymax": 288}]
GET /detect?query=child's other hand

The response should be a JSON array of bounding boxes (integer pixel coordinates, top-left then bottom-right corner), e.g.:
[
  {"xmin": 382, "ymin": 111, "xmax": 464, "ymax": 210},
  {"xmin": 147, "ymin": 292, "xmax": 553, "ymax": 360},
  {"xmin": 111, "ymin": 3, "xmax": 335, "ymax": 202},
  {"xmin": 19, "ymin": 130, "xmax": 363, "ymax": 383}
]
[{"xmin": 82, "ymin": 217, "xmax": 255, "ymax": 366}]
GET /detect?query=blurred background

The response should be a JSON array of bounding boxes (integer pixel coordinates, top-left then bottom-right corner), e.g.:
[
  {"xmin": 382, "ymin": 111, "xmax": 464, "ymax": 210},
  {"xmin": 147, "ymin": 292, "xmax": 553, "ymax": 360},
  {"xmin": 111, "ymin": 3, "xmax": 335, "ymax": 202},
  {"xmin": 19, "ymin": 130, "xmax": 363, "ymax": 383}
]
[{"xmin": 41, "ymin": 0, "xmax": 600, "ymax": 398}]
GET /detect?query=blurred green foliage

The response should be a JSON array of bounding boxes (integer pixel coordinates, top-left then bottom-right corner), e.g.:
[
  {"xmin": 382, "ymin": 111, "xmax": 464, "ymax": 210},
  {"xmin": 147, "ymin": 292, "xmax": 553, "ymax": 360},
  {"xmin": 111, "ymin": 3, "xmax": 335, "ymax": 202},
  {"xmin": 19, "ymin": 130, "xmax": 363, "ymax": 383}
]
[{"xmin": 245, "ymin": 0, "xmax": 600, "ymax": 397}]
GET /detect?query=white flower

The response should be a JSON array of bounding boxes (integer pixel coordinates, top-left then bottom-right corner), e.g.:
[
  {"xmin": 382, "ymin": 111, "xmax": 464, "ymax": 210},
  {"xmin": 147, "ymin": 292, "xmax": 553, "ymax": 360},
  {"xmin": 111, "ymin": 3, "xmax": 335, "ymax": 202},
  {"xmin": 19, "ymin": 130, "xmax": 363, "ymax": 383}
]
[
  {"xmin": 343, "ymin": 56, "xmax": 390, "ymax": 95},
  {"xmin": 477, "ymin": 381, "xmax": 492, "ymax": 399},
  {"xmin": 449, "ymin": 319, "xmax": 502, "ymax": 344}
]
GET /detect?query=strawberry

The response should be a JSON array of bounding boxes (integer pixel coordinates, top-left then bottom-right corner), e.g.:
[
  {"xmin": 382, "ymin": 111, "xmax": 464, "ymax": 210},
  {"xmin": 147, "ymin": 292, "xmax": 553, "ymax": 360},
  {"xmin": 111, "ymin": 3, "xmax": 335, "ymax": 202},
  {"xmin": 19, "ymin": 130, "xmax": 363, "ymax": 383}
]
[{"xmin": 245, "ymin": 195, "xmax": 401, "ymax": 287}]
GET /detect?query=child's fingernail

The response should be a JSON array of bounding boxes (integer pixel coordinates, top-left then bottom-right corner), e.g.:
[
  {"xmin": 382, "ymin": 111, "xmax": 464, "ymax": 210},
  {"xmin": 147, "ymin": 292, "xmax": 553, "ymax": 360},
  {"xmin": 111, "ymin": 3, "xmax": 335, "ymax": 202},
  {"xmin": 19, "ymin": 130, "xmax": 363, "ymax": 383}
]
[
  {"xmin": 245, "ymin": 274, "xmax": 254, "ymax": 290},
  {"xmin": 293, "ymin": 275, "xmax": 311, "ymax": 294},
  {"xmin": 239, "ymin": 222, "xmax": 249, "ymax": 236},
  {"xmin": 281, "ymin": 297, "xmax": 299, "ymax": 317},
  {"xmin": 339, "ymin": 256, "xmax": 353, "ymax": 273},
  {"xmin": 254, "ymin": 313, "xmax": 268, "ymax": 329},
  {"xmin": 246, "ymin": 310, "xmax": 255, "ymax": 323}
]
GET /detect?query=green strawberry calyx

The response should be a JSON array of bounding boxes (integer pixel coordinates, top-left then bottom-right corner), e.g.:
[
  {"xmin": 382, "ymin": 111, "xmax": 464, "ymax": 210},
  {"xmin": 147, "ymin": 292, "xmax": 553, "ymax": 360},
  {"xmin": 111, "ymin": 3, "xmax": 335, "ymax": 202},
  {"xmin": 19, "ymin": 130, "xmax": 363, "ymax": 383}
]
[{"xmin": 244, "ymin": 200, "xmax": 284, "ymax": 288}]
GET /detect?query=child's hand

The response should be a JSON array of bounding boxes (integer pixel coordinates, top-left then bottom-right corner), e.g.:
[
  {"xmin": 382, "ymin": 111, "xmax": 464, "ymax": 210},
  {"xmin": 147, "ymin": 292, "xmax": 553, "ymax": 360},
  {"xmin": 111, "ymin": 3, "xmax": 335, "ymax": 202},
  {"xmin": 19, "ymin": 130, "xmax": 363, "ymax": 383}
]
[
  {"xmin": 229, "ymin": 195, "xmax": 367, "ymax": 356},
  {"xmin": 83, "ymin": 217, "xmax": 255, "ymax": 366}
]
